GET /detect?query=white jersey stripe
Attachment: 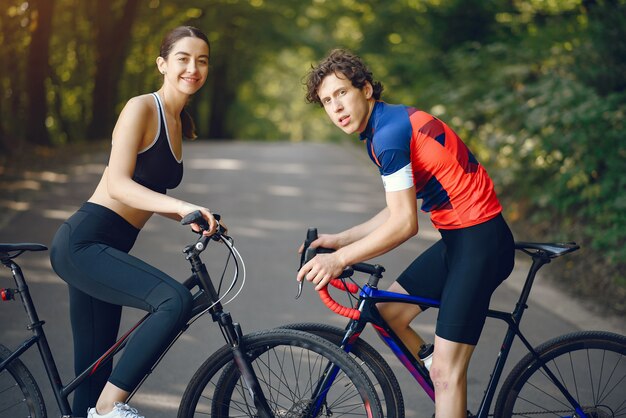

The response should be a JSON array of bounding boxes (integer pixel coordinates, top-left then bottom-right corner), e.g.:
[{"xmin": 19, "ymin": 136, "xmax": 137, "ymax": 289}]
[{"xmin": 381, "ymin": 162, "xmax": 413, "ymax": 192}]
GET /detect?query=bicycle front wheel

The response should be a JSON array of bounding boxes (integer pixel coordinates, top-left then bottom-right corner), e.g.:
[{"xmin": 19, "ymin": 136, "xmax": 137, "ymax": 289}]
[
  {"xmin": 0, "ymin": 344, "xmax": 46, "ymax": 418},
  {"xmin": 178, "ymin": 328, "xmax": 382, "ymax": 418},
  {"xmin": 280, "ymin": 322, "xmax": 405, "ymax": 418},
  {"xmin": 494, "ymin": 331, "xmax": 626, "ymax": 418}
]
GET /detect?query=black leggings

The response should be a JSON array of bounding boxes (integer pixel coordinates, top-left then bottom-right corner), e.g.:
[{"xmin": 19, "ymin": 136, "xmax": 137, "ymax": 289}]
[
  {"xmin": 397, "ymin": 214, "xmax": 515, "ymax": 345},
  {"xmin": 50, "ymin": 202, "xmax": 192, "ymax": 414}
]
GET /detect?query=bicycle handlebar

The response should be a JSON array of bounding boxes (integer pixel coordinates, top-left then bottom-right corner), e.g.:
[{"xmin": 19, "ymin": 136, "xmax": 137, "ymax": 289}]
[
  {"xmin": 318, "ymin": 284, "xmax": 361, "ymax": 320},
  {"xmin": 298, "ymin": 228, "xmax": 385, "ymax": 320},
  {"xmin": 181, "ymin": 211, "xmax": 225, "ymax": 235},
  {"xmin": 180, "ymin": 211, "xmax": 232, "ymax": 260},
  {"xmin": 181, "ymin": 211, "xmax": 231, "ymax": 244}
]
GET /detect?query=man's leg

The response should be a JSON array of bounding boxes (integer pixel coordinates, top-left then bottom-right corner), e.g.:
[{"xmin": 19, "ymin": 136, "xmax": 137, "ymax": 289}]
[
  {"xmin": 431, "ymin": 336, "xmax": 475, "ymax": 418},
  {"xmin": 380, "ymin": 240, "xmax": 448, "ymax": 360},
  {"xmin": 377, "ymin": 281, "xmax": 426, "ymax": 359}
]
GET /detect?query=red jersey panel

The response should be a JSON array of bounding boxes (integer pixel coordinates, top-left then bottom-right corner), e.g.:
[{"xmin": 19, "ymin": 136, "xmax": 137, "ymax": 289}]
[{"xmin": 360, "ymin": 101, "xmax": 502, "ymax": 229}]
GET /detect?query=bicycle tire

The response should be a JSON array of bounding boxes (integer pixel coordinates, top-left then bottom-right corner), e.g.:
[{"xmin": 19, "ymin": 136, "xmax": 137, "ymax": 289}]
[
  {"xmin": 494, "ymin": 331, "xmax": 626, "ymax": 418},
  {"xmin": 0, "ymin": 344, "xmax": 47, "ymax": 418},
  {"xmin": 178, "ymin": 328, "xmax": 383, "ymax": 418},
  {"xmin": 280, "ymin": 322, "xmax": 405, "ymax": 418}
]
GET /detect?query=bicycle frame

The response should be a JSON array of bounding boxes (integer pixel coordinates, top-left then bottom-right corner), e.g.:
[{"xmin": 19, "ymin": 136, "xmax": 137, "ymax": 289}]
[
  {"xmin": 315, "ymin": 247, "xmax": 589, "ymax": 418},
  {"xmin": 0, "ymin": 233, "xmax": 274, "ymax": 418}
]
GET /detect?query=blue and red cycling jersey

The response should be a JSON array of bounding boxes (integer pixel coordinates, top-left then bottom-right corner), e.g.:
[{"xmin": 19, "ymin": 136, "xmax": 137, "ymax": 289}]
[{"xmin": 359, "ymin": 101, "xmax": 502, "ymax": 230}]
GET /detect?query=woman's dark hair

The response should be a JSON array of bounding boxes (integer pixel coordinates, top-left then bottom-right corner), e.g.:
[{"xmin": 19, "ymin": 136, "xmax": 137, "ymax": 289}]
[
  {"xmin": 160, "ymin": 26, "xmax": 210, "ymax": 139},
  {"xmin": 305, "ymin": 49, "xmax": 384, "ymax": 106}
]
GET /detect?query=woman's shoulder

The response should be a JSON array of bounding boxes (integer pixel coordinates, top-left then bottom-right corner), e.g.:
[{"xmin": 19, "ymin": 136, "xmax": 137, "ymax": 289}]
[
  {"xmin": 125, "ymin": 93, "xmax": 157, "ymax": 110},
  {"xmin": 119, "ymin": 93, "xmax": 158, "ymax": 120},
  {"xmin": 113, "ymin": 94, "xmax": 159, "ymax": 136}
]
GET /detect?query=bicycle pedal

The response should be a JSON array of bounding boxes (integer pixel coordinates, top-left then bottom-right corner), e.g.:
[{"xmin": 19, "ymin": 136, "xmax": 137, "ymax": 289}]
[{"xmin": 1, "ymin": 288, "xmax": 15, "ymax": 301}]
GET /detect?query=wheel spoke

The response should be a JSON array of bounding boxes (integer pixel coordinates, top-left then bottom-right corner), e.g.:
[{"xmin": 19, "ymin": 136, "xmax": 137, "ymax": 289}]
[
  {"xmin": 496, "ymin": 332, "xmax": 626, "ymax": 418},
  {"xmin": 0, "ymin": 347, "xmax": 44, "ymax": 418}
]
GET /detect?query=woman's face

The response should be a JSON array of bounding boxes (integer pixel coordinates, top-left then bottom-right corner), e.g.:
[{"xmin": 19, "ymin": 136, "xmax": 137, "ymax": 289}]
[{"xmin": 159, "ymin": 36, "xmax": 210, "ymax": 95}]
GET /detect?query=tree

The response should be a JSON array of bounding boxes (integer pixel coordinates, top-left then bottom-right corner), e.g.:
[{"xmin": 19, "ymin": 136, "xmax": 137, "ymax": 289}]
[
  {"xmin": 0, "ymin": 1, "xmax": 30, "ymax": 151},
  {"xmin": 25, "ymin": 0, "xmax": 55, "ymax": 145},
  {"xmin": 86, "ymin": 0, "xmax": 141, "ymax": 140}
]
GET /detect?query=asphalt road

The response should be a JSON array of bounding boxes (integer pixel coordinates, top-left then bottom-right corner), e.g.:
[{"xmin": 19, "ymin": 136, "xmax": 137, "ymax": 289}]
[{"xmin": 1, "ymin": 140, "xmax": 624, "ymax": 417}]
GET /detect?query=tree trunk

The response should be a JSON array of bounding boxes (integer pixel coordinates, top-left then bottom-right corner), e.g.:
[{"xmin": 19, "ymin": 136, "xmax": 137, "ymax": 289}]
[
  {"xmin": 25, "ymin": 0, "xmax": 55, "ymax": 146},
  {"xmin": 207, "ymin": 58, "xmax": 236, "ymax": 140},
  {"xmin": 206, "ymin": 25, "xmax": 239, "ymax": 140},
  {"xmin": 86, "ymin": 0, "xmax": 140, "ymax": 140},
  {"xmin": 0, "ymin": 95, "xmax": 6, "ymax": 154}
]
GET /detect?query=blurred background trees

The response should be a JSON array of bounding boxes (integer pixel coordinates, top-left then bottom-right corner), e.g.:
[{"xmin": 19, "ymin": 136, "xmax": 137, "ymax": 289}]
[{"xmin": 0, "ymin": 0, "xmax": 624, "ymax": 312}]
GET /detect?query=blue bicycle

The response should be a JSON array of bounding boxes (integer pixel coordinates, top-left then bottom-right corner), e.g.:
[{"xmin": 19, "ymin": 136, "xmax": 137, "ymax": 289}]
[{"xmin": 286, "ymin": 228, "xmax": 626, "ymax": 418}]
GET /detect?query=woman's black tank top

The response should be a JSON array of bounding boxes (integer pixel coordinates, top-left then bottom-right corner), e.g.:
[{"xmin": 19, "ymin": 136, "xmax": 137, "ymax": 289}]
[{"xmin": 131, "ymin": 93, "xmax": 183, "ymax": 194}]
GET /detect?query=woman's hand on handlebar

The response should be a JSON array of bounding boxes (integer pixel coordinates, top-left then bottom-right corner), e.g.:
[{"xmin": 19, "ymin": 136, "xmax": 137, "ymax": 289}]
[
  {"xmin": 297, "ymin": 252, "xmax": 346, "ymax": 291},
  {"xmin": 179, "ymin": 203, "xmax": 218, "ymax": 236}
]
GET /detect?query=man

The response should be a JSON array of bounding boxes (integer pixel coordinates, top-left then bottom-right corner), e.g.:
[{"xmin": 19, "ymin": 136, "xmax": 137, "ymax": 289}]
[{"xmin": 297, "ymin": 49, "xmax": 515, "ymax": 417}]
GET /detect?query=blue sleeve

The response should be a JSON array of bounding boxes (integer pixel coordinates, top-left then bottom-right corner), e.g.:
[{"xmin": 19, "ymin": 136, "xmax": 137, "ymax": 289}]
[{"xmin": 372, "ymin": 106, "xmax": 413, "ymax": 177}]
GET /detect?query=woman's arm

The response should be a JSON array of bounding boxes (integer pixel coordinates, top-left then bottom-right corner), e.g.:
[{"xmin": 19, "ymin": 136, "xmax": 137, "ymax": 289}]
[{"xmin": 106, "ymin": 96, "xmax": 216, "ymax": 230}]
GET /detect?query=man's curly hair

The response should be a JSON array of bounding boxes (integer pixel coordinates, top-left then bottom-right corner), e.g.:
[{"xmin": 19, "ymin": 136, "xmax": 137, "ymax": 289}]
[{"xmin": 305, "ymin": 49, "xmax": 384, "ymax": 106}]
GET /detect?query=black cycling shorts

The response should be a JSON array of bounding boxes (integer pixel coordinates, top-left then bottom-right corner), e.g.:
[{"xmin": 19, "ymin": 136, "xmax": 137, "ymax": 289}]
[{"xmin": 397, "ymin": 214, "xmax": 515, "ymax": 345}]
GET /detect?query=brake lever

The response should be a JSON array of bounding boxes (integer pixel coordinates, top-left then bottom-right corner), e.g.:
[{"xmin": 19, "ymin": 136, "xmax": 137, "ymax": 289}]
[
  {"xmin": 296, "ymin": 280, "xmax": 304, "ymax": 299},
  {"xmin": 296, "ymin": 228, "xmax": 319, "ymax": 299}
]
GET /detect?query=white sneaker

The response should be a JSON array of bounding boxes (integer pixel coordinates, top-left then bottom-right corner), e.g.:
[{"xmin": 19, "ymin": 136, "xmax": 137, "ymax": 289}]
[{"xmin": 87, "ymin": 402, "xmax": 145, "ymax": 418}]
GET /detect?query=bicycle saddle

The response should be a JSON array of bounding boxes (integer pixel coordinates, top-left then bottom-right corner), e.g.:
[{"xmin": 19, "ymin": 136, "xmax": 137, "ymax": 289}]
[
  {"xmin": 514, "ymin": 241, "xmax": 579, "ymax": 258},
  {"xmin": 1, "ymin": 243, "xmax": 48, "ymax": 264},
  {"xmin": 0, "ymin": 243, "xmax": 48, "ymax": 253}
]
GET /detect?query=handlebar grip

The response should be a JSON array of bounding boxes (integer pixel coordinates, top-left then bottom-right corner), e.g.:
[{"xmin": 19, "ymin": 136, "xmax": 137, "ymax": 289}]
[
  {"xmin": 181, "ymin": 211, "xmax": 221, "ymax": 231},
  {"xmin": 298, "ymin": 227, "xmax": 362, "ymax": 319},
  {"xmin": 319, "ymin": 287, "xmax": 360, "ymax": 320},
  {"xmin": 304, "ymin": 247, "xmax": 317, "ymax": 264},
  {"xmin": 329, "ymin": 279, "xmax": 359, "ymax": 293},
  {"xmin": 300, "ymin": 228, "xmax": 318, "ymax": 267}
]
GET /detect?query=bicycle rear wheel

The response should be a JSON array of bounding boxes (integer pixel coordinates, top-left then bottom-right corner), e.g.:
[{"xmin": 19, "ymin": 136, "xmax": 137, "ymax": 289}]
[
  {"xmin": 281, "ymin": 322, "xmax": 405, "ymax": 418},
  {"xmin": 178, "ymin": 328, "xmax": 382, "ymax": 418},
  {"xmin": 494, "ymin": 331, "xmax": 626, "ymax": 418},
  {"xmin": 0, "ymin": 344, "xmax": 46, "ymax": 418}
]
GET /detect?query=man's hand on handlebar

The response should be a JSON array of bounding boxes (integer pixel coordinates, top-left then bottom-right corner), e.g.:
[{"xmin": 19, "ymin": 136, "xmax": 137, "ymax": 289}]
[
  {"xmin": 297, "ymin": 228, "xmax": 347, "ymax": 293},
  {"xmin": 297, "ymin": 251, "xmax": 347, "ymax": 291},
  {"xmin": 297, "ymin": 233, "xmax": 343, "ymax": 254}
]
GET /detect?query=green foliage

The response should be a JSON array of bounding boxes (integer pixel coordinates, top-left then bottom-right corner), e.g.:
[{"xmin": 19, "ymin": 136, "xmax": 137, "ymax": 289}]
[
  {"xmin": 0, "ymin": 0, "xmax": 623, "ymax": 310},
  {"xmin": 393, "ymin": 0, "xmax": 626, "ymax": 311},
  {"xmin": 572, "ymin": 0, "xmax": 626, "ymax": 96}
]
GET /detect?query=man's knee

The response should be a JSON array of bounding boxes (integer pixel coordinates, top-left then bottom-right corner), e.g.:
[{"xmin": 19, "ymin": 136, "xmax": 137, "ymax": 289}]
[
  {"xmin": 430, "ymin": 359, "xmax": 466, "ymax": 388},
  {"xmin": 430, "ymin": 337, "xmax": 474, "ymax": 388}
]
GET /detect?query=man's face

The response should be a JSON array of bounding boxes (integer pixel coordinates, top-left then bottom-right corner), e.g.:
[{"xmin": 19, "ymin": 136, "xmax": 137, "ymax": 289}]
[{"xmin": 317, "ymin": 72, "xmax": 373, "ymax": 134}]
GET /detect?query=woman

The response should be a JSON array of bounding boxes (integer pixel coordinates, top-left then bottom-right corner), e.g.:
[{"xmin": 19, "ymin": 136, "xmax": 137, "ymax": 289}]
[{"xmin": 50, "ymin": 26, "xmax": 216, "ymax": 418}]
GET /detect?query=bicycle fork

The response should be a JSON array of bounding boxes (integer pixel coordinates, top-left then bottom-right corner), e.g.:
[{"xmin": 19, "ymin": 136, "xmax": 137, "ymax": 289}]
[
  {"xmin": 307, "ymin": 320, "xmax": 369, "ymax": 417},
  {"xmin": 214, "ymin": 310, "xmax": 274, "ymax": 418}
]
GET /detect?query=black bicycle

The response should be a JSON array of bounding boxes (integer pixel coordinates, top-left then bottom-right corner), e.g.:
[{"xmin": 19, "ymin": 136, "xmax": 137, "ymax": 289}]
[
  {"xmin": 0, "ymin": 213, "xmax": 383, "ymax": 418},
  {"xmin": 286, "ymin": 228, "xmax": 626, "ymax": 418}
]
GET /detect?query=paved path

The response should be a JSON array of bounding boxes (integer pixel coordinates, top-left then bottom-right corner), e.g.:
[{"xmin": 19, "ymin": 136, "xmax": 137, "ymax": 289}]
[{"xmin": 1, "ymin": 140, "xmax": 624, "ymax": 417}]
